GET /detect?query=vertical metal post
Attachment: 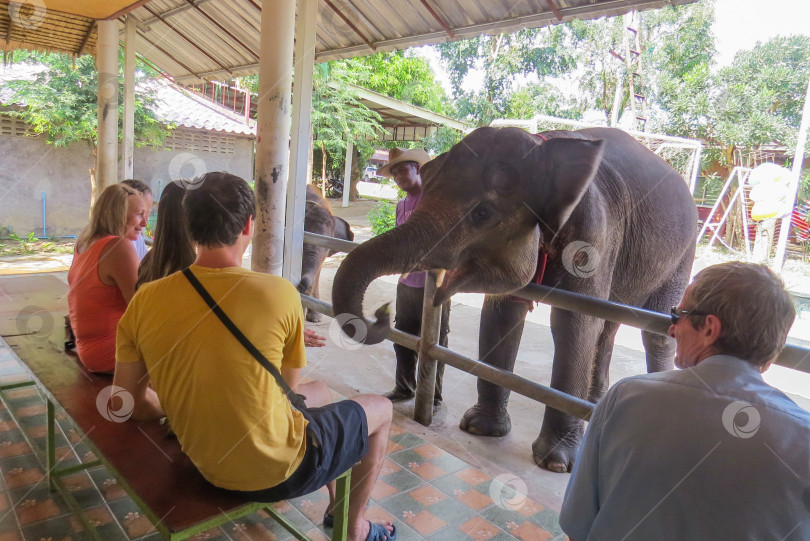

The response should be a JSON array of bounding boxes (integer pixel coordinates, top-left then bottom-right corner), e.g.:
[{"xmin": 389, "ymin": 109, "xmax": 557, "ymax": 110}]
[
  {"xmin": 773, "ymin": 74, "xmax": 810, "ymax": 272},
  {"xmin": 283, "ymin": 0, "xmax": 317, "ymax": 283},
  {"xmin": 342, "ymin": 135, "xmax": 353, "ymax": 208},
  {"xmin": 96, "ymin": 19, "xmax": 119, "ymax": 191},
  {"xmin": 414, "ymin": 270, "xmax": 442, "ymax": 426},
  {"xmin": 689, "ymin": 144, "xmax": 703, "ymax": 195},
  {"xmin": 252, "ymin": 0, "xmax": 295, "ymax": 275},
  {"xmin": 122, "ymin": 16, "xmax": 137, "ymax": 180}
]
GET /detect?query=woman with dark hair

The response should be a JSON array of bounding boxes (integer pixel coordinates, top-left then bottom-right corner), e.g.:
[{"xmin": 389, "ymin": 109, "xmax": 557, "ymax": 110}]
[
  {"xmin": 137, "ymin": 181, "xmax": 196, "ymax": 288},
  {"xmin": 68, "ymin": 184, "xmax": 148, "ymax": 373}
]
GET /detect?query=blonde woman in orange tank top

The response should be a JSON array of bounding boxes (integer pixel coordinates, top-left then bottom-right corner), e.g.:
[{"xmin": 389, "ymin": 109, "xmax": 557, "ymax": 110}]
[{"xmin": 67, "ymin": 184, "xmax": 148, "ymax": 373}]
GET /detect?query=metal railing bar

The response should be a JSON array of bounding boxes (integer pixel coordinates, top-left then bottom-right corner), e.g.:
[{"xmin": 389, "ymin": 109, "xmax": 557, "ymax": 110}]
[
  {"xmin": 302, "ymin": 233, "xmax": 810, "ymax": 375},
  {"xmin": 428, "ymin": 343, "xmax": 594, "ymax": 420},
  {"xmin": 513, "ymin": 283, "xmax": 671, "ymax": 335},
  {"xmin": 301, "ymin": 295, "xmax": 418, "ymax": 351},
  {"xmin": 302, "ymin": 293, "xmax": 593, "ymax": 420},
  {"xmin": 303, "ymin": 232, "xmax": 358, "ymax": 253}
]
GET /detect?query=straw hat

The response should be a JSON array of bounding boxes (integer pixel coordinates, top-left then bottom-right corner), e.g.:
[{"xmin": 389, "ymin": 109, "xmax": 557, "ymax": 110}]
[{"xmin": 376, "ymin": 147, "xmax": 431, "ymax": 178}]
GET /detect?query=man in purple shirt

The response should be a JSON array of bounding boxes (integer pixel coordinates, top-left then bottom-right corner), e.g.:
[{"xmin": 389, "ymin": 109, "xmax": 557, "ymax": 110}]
[{"xmin": 377, "ymin": 148, "xmax": 450, "ymax": 412}]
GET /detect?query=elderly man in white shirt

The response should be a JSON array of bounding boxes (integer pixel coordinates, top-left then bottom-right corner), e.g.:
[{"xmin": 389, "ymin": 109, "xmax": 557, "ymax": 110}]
[{"xmin": 560, "ymin": 261, "xmax": 809, "ymax": 541}]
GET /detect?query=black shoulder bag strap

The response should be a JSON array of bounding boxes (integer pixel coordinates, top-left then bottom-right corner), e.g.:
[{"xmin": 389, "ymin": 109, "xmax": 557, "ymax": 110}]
[{"xmin": 182, "ymin": 268, "xmax": 308, "ymax": 412}]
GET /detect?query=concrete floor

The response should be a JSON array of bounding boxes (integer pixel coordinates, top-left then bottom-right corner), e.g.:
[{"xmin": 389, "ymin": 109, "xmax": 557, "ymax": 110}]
[
  {"xmin": 313, "ymin": 197, "xmax": 810, "ymax": 510},
  {"xmin": 3, "ymin": 195, "xmax": 809, "ymax": 518}
]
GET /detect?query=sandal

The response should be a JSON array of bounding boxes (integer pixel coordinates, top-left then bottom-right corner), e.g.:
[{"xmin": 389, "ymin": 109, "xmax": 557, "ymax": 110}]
[
  {"xmin": 323, "ymin": 510, "xmax": 334, "ymax": 528},
  {"xmin": 365, "ymin": 521, "xmax": 396, "ymax": 541}
]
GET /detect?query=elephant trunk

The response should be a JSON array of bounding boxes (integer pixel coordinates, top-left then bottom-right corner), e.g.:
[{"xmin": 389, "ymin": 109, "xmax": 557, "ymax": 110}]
[{"xmin": 332, "ymin": 215, "xmax": 439, "ymax": 345}]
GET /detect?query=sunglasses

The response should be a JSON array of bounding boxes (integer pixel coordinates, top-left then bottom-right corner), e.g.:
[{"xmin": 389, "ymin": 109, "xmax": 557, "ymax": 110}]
[{"xmin": 670, "ymin": 306, "xmax": 708, "ymax": 325}]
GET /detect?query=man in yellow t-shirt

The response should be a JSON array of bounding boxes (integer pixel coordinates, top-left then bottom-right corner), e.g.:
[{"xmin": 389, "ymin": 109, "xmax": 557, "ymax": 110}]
[{"xmin": 114, "ymin": 172, "xmax": 396, "ymax": 541}]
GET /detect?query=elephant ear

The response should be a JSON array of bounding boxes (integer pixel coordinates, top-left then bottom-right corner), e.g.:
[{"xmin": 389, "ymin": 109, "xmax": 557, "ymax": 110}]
[
  {"xmin": 333, "ymin": 217, "xmax": 354, "ymax": 242},
  {"xmin": 532, "ymin": 137, "xmax": 605, "ymax": 234},
  {"xmin": 420, "ymin": 152, "xmax": 446, "ymax": 187}
]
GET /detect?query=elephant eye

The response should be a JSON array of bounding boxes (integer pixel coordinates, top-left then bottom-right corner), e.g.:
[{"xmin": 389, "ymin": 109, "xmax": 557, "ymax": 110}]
[{"xmin": 469, "ymin": 204, "xmax": 494, "ymax": 227}]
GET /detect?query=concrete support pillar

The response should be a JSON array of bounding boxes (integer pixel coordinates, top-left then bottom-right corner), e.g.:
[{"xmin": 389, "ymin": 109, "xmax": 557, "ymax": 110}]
[
  {"xmin": 122, "ymin": 16, "xmax": 137, "ymax": 181},
  {"xmin": 252, "ymin": 0, "xmax": 295, "ymax": 275},
  {"xmin": 342, "ymin": 136, "xmax": 353, "ymax": 208},
  {"xmin": 96, "ymin": 19, "xmax": 119, "ymax": 192},
  {"xmin": 283, "ymin": 0, "xmax": 318, "ymax": 282}
]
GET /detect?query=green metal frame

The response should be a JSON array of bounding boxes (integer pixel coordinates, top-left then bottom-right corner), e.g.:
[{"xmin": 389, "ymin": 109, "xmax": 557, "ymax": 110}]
[{"xmin": 0, "ymin": 381, "xmax": 351, "ymax": 541}]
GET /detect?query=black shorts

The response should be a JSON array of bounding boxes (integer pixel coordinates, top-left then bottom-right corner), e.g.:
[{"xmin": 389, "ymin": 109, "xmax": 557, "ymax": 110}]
[{"xmin": 236, "ymin": 399, "xmax": 368, "ymax": 502}]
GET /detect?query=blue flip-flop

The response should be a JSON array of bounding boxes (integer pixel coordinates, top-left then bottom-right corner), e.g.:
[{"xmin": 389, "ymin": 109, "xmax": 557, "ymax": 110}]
[{"xmin": 365, "ymin": 521, "xmax": 396, "ymax": 541}]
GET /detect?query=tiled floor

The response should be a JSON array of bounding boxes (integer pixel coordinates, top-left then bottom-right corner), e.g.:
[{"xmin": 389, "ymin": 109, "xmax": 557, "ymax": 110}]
[{"xmin": 0, "ymin": 340, "xmax": 566, "ymax": 541}]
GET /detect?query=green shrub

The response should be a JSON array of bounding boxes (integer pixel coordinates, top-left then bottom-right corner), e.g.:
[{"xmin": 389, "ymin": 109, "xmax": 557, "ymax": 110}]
[{"xmin": 368, "ymin": 201, "xmax": 396, "ymax": 236}]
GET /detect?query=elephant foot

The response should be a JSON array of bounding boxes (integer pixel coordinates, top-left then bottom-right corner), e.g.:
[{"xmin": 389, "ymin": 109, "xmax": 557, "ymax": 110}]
[
  {"xmin": 531, "ymin": 430, "xmax": 582, "ymax": 473},
  {"xmin": 306, "ymin": 310, "xmax": 321, "ymax": 323},
  {"xmin": 459, "ymin": 404, "xmax": 511, "ymax": 437}
]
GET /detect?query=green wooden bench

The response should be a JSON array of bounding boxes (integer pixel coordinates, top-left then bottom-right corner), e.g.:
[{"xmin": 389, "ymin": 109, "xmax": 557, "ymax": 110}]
[{"xmin": 0, "ymin": 289, "xmax": 349, "ymax": 540}]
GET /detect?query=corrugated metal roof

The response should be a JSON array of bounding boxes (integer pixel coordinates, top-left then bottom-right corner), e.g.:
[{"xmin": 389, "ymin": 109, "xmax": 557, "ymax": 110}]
[
  {"xmin": 336, "ymin": 81, "xmax": 471, "ymax": 141},
  {"xmin": 150, "ymin": 80, "xmax": 256, "ymax": 135},
  {"xmin": 1, "ymin": 0, "xmax": 698, "ymax": 84},
  {"xmin": 0, "ymin": 64, "xmax": 255, "ymax": 135}
]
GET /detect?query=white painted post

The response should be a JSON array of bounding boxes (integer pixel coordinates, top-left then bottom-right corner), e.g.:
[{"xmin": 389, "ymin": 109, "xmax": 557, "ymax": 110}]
[
  {"xmin": 342, "ymin": 135, "xmax": 353, "ymax": 208},
  {"xmin": 122, "ymin": 16, "xmax": 137, "ymax": 181},
  {"xmin": 96, "ymin": 20, "xmax": 119, "ymax": 191},
  {"xmin": 283, "ymin": 0, "xmax": 317, "ymax": 282},
  {"xmin": 252, "ymin": 0, "xmax": 295, "ymax": 275},
  {"xmin": 773, "ymin": 75, "xmax": 810, "ymax": 272}
]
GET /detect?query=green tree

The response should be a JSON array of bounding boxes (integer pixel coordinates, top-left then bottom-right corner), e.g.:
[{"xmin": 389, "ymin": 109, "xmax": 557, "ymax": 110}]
[
  {"xmin": 240, "ymin": 50, "xmax": 455, "ymax": 193},
  {"xmin": 350, "ymin": 50, "xmax": 451, "ymax": 114},
  {"xmin": 713, "ymin": 35, "xmax": 810, "ymax": 157},
  {"xmin": 642, "ymin": 2, "xmax": 715, "ymax": 137},
  {"xmin": 436, "ymin": 28, "xmax": 577, "ymax": 125},
  {"xmin": 240, "ymin": 59, "xmax": 383, "ymax": 198},
  {"xmin": 6, "ymin": 51, "xmax": 168, "ymax": 201}
]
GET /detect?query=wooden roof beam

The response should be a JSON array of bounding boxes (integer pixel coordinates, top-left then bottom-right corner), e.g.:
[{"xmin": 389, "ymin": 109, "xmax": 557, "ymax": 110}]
[
  {"xmin": 142, "ymin": 4, "xmax": 232, "ymax": 76},
  {"xmin": 419, "ymin": 0, "xmax": 455, "ymax": 38},
  {"xmin": 188, "ymin": 0, "xmax": 259, "ymax": 59},
  {"xmin": 77, "ymin": 20, "xmax": 96, "ymax": 56},
  {"xmin": 138, "ymin": 32, "xmax": 203, "ymax": 81},
  {"xmin": 107, "ymin": 0, "xmax": 155, "ymax": 20},
  {"xmin": 546, "ymin": 0, "xmax": 565, "ymax": 21},
  {"xmin": 137, "ymin": 0, "xmax": 218, "ymax": 28},
  {"xmin": 323, "ymin": 0, "xmax": 376, "ymax": 51}
]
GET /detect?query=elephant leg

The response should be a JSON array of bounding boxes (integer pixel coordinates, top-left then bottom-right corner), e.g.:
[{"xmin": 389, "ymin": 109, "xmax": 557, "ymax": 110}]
[
  {"xmin": 640, "ymin": 258, "xmax": 690, "ymax": 372},
  {"xmin": 533, "ymin": 308, "xmax": 604, "ymax": 473},
  {"xmin": 460, "ymin": 295, "xmax": 529, "ymax": 437},
  {"xmin": 306, "ymin": 267, "xmax": 323, "ymax": 323},
  {"xmin": 587, "ymin": 320, "xmax": 620, "ymax": 403}
]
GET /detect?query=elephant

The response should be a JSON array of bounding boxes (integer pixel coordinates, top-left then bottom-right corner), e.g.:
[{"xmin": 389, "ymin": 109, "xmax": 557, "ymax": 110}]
[
  {"xmin": 298, "ymin": 184, "xmax": 354, "ymax": 322},
  {"xmin": 332, "ymin": 126, "xmax": 697, "ymax": 472}
]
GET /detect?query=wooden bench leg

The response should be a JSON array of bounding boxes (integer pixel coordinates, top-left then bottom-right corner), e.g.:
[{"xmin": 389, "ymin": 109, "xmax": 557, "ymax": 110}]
[
  {"xmin": 332, "ymin": 469, "xmax": 351, "ymax": 541},
  {"xmin": 261, "ymin": 468, "xmax": 351, "ymax": 541},
  {"xmin": 46, "ymin": 399, "xmax": 55, "ymax": 491}
]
